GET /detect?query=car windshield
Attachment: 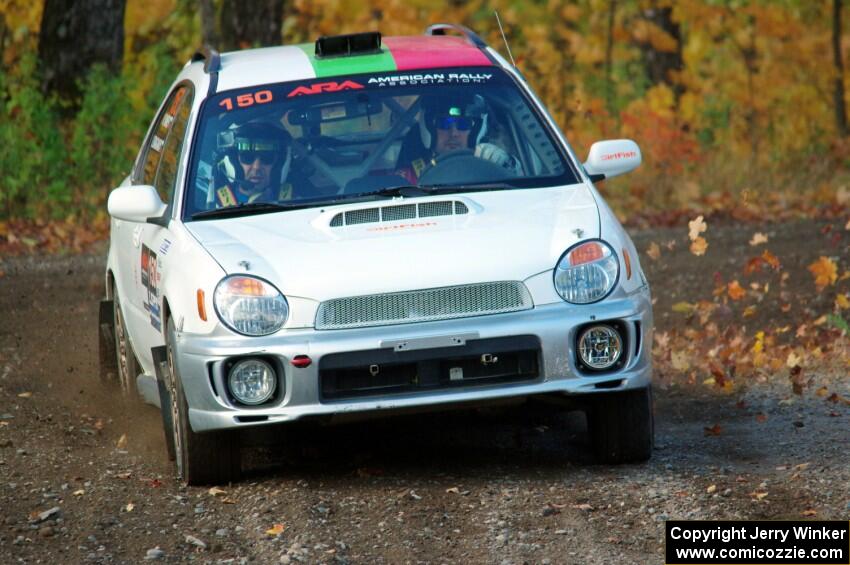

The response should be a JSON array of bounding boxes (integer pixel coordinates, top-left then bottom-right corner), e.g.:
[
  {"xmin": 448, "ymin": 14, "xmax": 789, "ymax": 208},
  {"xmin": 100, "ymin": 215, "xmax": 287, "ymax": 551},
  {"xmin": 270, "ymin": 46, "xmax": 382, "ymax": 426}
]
[{"xmin": 184, "ymin": 66, "xmax": 579, "ymax": 219}]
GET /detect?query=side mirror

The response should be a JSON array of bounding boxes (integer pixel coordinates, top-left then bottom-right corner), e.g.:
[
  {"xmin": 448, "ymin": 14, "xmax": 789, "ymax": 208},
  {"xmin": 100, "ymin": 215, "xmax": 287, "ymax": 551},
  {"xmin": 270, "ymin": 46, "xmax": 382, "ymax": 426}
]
[
  {"xmin": 107, "ymin": 185, "xmax": 167, "ymax": 224},
  {"xmin": 583, "ymin": 139, "xmax": 642, "ymax": 181}
]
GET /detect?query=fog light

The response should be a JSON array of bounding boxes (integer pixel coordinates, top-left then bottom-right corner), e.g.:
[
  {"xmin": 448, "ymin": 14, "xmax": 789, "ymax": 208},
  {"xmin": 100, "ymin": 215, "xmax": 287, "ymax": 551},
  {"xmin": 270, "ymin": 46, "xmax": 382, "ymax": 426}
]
[
  {"xmin": 578, "ymin": 325, "xmax": 623, "ymax": 370},
  {"xmin": 228, "ymin": 358, "xmax": 276, "ymax": 405}
]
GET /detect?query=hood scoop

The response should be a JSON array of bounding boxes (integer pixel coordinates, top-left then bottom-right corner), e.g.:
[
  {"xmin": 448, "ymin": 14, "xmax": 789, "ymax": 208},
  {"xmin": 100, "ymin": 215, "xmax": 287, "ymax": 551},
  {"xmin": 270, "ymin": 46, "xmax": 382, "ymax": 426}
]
[{"xmin": 329, "ymin": 200, "xmax": 469, "ymax": 227}]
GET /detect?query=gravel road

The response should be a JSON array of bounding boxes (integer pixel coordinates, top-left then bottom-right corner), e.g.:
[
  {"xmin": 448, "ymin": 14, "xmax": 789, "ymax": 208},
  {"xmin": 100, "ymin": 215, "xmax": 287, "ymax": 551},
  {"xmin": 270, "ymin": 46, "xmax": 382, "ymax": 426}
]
[{"xmin": 0, "ymin": 220, "xmax": 848, "ymax": 564}]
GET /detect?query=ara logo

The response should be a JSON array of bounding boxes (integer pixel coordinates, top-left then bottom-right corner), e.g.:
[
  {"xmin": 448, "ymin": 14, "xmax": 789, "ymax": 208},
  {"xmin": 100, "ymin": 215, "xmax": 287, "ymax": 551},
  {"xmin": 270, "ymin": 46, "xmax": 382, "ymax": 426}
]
[{"xmin": 287, "ymin": 80, "xmax": 365, "ymax": 97}]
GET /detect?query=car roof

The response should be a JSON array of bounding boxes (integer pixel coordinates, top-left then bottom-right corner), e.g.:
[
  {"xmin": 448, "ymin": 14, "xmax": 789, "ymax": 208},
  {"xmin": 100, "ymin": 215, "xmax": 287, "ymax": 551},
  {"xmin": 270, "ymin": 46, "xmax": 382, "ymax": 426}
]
[{"xmin": 203, "ymin": 35, "xmax": 498, "ymax": 94}]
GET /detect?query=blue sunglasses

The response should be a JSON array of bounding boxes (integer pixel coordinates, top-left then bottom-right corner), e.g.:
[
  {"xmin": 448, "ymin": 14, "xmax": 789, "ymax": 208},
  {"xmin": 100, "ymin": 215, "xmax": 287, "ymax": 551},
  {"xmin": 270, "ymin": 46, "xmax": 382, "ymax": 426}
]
[{"xmin": 435, "ymin": 116, "xmax": 474, "ymax": 131}]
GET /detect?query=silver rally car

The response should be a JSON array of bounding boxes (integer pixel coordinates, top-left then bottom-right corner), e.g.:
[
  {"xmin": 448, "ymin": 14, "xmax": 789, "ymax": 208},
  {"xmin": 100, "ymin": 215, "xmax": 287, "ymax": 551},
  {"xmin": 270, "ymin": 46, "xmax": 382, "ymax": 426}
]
[{"xmin": 99, "ymin": 25, "xmax": 653, "ymax": 485}]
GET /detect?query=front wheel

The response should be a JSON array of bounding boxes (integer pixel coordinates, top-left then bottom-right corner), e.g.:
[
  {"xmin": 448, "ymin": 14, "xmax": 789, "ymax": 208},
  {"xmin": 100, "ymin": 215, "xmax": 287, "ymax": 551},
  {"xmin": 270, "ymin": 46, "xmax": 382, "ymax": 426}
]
[
  {"xmin": 166, "ymin": 319, "xmax": 241, "ymax": 485},
  {"xmin": 587, "ymin": 386, "xmax": 654, "ymax": 464}
]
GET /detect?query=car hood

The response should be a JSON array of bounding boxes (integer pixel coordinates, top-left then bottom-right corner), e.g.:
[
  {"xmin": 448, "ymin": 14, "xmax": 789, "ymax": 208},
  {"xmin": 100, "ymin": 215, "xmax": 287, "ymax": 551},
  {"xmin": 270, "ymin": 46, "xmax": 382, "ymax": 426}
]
[{"xmin": 185, "ymin": 184, "xmax": 599, "ymax": 301}]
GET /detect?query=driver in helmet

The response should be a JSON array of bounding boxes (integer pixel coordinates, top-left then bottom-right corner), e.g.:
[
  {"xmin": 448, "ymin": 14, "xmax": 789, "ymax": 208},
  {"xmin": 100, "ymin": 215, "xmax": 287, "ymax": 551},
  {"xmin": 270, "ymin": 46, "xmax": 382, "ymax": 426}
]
[
  {"xmin": 396, "ymin": 94, "xmax": 521, "ymax": 184},
  {"xmin": 213, "ymin": 122, "xmax": 299, "ymax": 207}
]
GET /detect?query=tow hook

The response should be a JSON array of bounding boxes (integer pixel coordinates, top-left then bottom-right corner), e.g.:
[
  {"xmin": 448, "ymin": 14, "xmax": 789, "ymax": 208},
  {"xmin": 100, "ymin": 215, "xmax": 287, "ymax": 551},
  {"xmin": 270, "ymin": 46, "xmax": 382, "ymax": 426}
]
[{"xmin": 480, "ymin": 353, "xmax": 498, "ymax": 366}]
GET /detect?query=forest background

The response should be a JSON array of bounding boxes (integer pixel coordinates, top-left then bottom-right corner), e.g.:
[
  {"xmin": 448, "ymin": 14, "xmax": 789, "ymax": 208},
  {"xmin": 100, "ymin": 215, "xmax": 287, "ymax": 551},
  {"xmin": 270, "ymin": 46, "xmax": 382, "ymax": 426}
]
[{"xmin": 0, "ymin": 0, "xmax": 849, "ymax": 231}]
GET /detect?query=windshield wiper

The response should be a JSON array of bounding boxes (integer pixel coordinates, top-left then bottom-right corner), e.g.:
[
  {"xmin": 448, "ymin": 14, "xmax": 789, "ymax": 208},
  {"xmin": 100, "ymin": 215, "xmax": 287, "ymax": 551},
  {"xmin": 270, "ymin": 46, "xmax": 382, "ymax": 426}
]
[
  {"xmin": 427, "ymin": 182, "xmax": 518, "ymax": 194},
  {"xmin": 356, "ymin": 183, "xmax": 518, "ymax": 199},
  {"xmin": 191, "ymin": 201, "xmax": 315, "ymax": 220},
  {"xmin": 355, "ymin": 185, "xmax": 440, "ymax": 199}
]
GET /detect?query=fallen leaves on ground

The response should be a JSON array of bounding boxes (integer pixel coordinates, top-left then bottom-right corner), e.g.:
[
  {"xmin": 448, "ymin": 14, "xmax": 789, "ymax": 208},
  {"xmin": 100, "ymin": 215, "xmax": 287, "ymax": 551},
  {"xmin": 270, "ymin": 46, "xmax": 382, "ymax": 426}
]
[
  {"xmin": 0, "ymin": 217, "xmax": 109, "ymax": 257},
  {"xmin": 786, "ymin": 352, "xmax": 802, "ymax": 368},
  {"xmin": 690, "ymin": 236, "xmax": 708, "ymax": 256},
  {"xmin": 266, "ymin": 523, "xmax": 286, "ymax": 536},
  {"xmin": 808, "ymin": 257, "xmax": 838, "ymax": 290},
  {"xmin": 727, "ymin": 281, "xmax": 746, "ymax": 300},
  {"xmin": 749, "ymin": 232, "xmax": 768, "ymax": 246},
  {"xmin": 703, "ymin": 424, "xmax": 723, "ymax": 436},
  {"xmin": 687, "ymin": 216, "xmax": 708, "ymax": 255},
  {"xmin": 750, "ymin": 490, "xmax": 769, "ymax": 501},
  {"xmin": 688, "ymin": 215, "xmax": 707, "ymax": 240},
  {"xmin": 646, "ymin": 242, "xmax": 661, "ymax": 260},
  {"xmin": 761, "ymin": 250, "xmax": 781, "ymax": 270},
  {"xmin": 671, "ymin": 351, "xmax": 690, "ymax": 371},
  {"xmin": 827, "ymin": 392, "xmax": 850, "ymax": 406}
]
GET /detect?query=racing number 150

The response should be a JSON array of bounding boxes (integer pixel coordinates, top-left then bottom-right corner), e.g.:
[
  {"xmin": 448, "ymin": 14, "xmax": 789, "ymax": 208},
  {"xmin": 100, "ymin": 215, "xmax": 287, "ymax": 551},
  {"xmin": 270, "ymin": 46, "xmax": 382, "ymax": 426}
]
[{"xmin": 219, "ymin": 90, "xmax": 273, "ymax": 111}]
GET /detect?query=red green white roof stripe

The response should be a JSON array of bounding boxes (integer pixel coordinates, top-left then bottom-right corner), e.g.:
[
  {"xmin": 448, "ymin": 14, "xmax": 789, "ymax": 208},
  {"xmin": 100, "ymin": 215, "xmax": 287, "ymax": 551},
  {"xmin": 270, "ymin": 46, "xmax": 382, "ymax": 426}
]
[{"xmin": 297, "ymin": 35, "xmax": 493, "ymax": 78}]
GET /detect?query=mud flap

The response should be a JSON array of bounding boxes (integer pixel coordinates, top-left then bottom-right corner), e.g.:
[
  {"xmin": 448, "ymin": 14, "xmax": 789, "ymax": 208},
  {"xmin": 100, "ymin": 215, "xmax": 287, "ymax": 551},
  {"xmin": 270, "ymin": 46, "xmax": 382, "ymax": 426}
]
[
  {"xmin": 98, "ymin": 300, "xmax": 117, "ymax": 381},
  {"xmin": 152, "ymin": 345, "xmax": 176, "ymax": 461}
]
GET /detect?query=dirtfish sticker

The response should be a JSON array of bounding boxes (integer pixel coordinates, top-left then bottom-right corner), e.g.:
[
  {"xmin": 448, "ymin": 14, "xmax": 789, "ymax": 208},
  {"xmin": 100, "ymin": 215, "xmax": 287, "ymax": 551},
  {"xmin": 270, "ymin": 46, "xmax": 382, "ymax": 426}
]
[
  {"xmin": 367, "ymin": 73, "xmax": 492, "ymax": 87},
  {"xmin": 141, "ymin": 245, "xmax": 162, "ymax": 332}
]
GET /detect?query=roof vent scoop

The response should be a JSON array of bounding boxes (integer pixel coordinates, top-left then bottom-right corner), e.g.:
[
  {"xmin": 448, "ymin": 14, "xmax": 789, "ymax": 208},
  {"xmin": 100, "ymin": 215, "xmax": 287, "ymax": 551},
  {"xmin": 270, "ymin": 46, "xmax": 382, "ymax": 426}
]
[{"xmin": 315, "ymin": 32, "xmax": 382, "ymax": 58}]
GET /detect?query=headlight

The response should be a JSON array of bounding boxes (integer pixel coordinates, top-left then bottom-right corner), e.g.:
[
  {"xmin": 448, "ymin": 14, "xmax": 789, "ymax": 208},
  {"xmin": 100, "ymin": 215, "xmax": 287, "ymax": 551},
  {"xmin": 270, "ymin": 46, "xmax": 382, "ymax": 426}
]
[
  {"xmin": 554, "ymin": 240, "xmax": 619, "ymax": 304},
  {"xmin": 214, "ymin": 275, "xmax": 288, "ymax": 336},
  {"xmin": 228, "ymin": 358, "xmax": 277, "ymax": 405}
]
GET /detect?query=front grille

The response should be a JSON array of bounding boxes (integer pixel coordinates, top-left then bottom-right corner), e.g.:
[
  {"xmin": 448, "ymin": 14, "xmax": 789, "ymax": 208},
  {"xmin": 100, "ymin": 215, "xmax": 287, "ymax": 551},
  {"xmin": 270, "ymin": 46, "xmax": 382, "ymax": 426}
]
[{"xmin": 315, "ymin": 281, "xmax": 533, "ymax": 330}]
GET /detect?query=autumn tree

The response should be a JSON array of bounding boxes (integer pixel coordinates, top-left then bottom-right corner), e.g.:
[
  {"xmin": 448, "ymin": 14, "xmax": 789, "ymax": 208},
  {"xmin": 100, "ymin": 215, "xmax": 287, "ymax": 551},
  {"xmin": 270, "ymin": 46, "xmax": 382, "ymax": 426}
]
[
  {"xmin": 605, "ymin": 0, "xmax": 617, "ymax": 112},
  {"xmin": 37, "ymin": 0, "xmax": 126, "ymax": 105},
  {"xmin": 634, "ymin": 1, "xmax": 683, "ymax": 100},
  {"xmin": 200, "ymin": 0, "xmax": 219, "ymax": 48},
  {"xmin": 834, "ymin": 0, "xmax": 848, "ymax": 137},
  {"xmin": 219, "ymin": 0, "xmax": 285, "ymax": 50}
]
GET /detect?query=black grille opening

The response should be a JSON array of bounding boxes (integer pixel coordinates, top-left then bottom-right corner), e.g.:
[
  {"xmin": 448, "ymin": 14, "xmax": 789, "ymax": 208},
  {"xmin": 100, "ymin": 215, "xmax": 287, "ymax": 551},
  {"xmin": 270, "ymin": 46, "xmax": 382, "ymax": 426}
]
[
  {"xmin": 634, "ymin": 321, "xmax": 641, "ymax": 358},
  {"xmin": 320, "ymin": 336, "xmax": 541, "ymax": 401}
]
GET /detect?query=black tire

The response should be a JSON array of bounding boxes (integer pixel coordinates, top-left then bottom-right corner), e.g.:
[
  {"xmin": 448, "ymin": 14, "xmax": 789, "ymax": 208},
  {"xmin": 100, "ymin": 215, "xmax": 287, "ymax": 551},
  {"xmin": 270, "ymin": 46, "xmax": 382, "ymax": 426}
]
[
  {"xmin": 165, "ymin": 319, "xmax": 240, "ymax": 485},
  {"xmin": 587, "ymin": 386, "xmax": 654, "ymax": 464},
  {"xmin": 112, "ymin": 290, "xmax": 139, "ymax": 399}
]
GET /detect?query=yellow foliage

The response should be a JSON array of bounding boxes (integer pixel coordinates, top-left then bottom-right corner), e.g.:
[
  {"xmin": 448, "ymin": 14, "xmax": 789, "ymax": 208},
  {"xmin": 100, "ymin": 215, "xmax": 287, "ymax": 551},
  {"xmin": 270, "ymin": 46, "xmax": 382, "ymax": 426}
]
[
  {"xmin": 631, "ymin": 19, "xmax": 678, "ymax": 53},
  {"xmin": 644, "ymin": 84, "xmax": 676, "ymax": 118}
]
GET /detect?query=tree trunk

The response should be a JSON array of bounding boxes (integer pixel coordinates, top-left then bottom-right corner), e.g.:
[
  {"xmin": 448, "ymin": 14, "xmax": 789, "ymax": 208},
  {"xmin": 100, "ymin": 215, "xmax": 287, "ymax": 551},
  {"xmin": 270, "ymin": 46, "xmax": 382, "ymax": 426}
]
[
  {"xmin": 834, "ymin": 0, "xmax": 848, "ymax": 137},
  {"xmin": 200, "ymin": 0, "xmax": 219, "ymax": 48},
  {"xmin": 636, "ymin": 3, "xmax": 683, "ymax": 100},
  {"xmin": 37, "ymin": 0, "xmax": 126, "ymax": 105},
  {"xmin": 604, "ymin": 0, "xmax": 617, "ymax": 113},
  {"xmin": 219, "ymin": 0, "xmax": 284, "ymax": 51}
]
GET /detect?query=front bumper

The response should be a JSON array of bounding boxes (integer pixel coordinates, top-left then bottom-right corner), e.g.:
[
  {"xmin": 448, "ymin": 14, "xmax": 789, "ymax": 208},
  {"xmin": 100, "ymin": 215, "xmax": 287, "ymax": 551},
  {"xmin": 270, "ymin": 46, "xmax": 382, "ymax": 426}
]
[{"xmin": 176, "ymin": 290, "xmax": 653, "ymax": 432}]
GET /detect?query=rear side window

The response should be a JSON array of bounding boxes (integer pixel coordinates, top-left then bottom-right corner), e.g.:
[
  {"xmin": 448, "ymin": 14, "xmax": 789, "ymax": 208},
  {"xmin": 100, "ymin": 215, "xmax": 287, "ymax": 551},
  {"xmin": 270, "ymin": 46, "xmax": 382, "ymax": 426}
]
[
  {"xmin": 154, "ymin": 90, "xmax": 193, "ymax": 203},
  {"xmin": 138, "ymin": 85, "xmax": 194, "ymax": 202}
]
